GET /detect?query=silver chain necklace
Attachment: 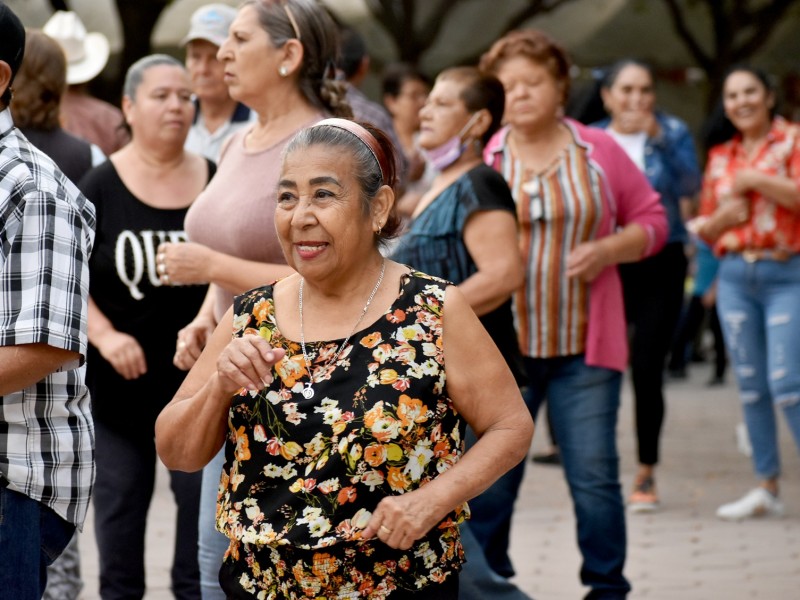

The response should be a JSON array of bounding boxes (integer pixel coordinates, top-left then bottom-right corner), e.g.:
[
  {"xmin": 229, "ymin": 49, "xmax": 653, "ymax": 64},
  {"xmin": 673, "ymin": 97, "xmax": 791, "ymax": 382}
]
[{"xmin": 298, "ymin": 258, "xmax": 386, "ymax": 400}]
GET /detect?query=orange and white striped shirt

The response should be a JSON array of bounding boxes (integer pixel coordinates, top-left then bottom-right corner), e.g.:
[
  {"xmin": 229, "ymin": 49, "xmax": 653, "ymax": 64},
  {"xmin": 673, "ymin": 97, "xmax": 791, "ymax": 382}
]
[{"xmin": 486, "ymin": 119, "xmax": 666, "ymax": 371}]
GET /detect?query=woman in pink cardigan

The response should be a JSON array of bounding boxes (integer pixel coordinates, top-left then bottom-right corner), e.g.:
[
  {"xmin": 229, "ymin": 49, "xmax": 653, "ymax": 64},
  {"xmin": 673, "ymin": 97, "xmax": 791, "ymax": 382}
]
[{"xmin": 474, "ymin": 29, "xmax": 666, "ymax": 599}]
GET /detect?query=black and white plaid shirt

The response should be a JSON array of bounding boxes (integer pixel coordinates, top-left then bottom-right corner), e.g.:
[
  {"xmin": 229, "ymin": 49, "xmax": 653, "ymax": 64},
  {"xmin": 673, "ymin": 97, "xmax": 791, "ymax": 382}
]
[{"xmin": 0, "ymin": 108, "xmax": 96, "ymax": 527}]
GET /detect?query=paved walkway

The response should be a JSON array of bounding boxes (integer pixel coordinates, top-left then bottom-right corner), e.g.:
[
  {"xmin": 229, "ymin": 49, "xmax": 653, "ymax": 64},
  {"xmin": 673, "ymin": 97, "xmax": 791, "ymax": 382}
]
[{"xmin": 76, "ymin": 362, "xmax": 800, "ymax": 599}]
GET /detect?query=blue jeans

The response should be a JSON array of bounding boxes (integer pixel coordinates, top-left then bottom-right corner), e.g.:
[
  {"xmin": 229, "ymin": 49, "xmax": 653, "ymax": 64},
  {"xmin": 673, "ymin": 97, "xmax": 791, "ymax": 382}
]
[
  {"xmin": 199, "ymin": 448, "xmax": 229, "ymax": 600},
  {"xmin": 0, "ymin": 485, "xmax": 75, "ymax": 600},
  {"xmin": 458, "ymin": 523, "xmax": 533, "ymax": 600},
  {"xmin": 717, "ymin": 255, "xmax": 800, "ymax": 480},
  {"xmin": 528, "ymin": 355, "xmax": 629, "ymax": 599},
  {"xmin": 465, "ymin": 422, "xmax": 526, "ymax": 578},
  {"xmin": 43, "ymin": 531, "xmax": 82, "ymax": 600}
]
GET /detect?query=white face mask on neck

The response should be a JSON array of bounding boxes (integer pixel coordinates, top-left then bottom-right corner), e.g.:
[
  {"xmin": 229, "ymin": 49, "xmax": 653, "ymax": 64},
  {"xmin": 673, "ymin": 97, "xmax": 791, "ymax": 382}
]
[{"xmin": 421, "ymin": 112, "xmax": 481, "ymax": 171}]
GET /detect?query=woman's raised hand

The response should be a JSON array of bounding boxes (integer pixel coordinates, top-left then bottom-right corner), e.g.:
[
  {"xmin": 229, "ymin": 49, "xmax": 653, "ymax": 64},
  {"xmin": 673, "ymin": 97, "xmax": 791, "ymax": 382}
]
[
  {"xmin": 717, "ymin": 195, "xmax": 751, "ymax": 227},
  {"xmin": 731, "ymin": 168, "xmax": 762, "ymax": 196},
  {"xmin": 216, "ymin": 334, "xmax": 286, "ymax": 395},
  {"xmin": 157, "ymin": 241, "xmax": 214, "ymax": 286},
  {"xmin": 615, "ymin": 109, "xmax": 659, "ymax": 137},
  {"xmin": 566, "ymin": 239, "xmax": 611, "ymax": 282},
  {"xmin": 174, "ymin": 313, "xmax": 217, "ymax": 371}
]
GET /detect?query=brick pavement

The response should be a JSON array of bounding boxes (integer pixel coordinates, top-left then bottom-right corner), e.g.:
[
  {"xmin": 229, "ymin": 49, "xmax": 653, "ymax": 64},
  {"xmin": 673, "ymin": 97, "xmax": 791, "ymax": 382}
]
[{"xmin": 76, "ymin": 363, "xmax": 800, "ymax": 599}]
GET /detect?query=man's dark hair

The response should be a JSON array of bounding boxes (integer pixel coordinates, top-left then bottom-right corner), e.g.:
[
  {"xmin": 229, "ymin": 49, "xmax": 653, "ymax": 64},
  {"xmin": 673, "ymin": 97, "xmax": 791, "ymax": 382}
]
[
  {"xmin": 0, "ymin": 2, "xmax": 26, "ymax": 106},
  {"xmin": 337, "ymin": 26, "xmax": 366, "ymax": 81}
]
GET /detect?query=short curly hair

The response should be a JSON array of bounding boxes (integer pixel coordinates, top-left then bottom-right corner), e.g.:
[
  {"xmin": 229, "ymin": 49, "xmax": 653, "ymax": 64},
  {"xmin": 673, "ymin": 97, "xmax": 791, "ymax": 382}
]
[{"xmin": 479, "ymin": 29, "xmax": 572, "ymax": 104}]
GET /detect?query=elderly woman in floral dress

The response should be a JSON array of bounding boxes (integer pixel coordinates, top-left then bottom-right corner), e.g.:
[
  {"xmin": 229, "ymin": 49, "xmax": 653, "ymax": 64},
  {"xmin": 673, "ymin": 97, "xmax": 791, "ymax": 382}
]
[{"xmin": 156, "ymin": 119, "xmax": 533, "ymax": 599}]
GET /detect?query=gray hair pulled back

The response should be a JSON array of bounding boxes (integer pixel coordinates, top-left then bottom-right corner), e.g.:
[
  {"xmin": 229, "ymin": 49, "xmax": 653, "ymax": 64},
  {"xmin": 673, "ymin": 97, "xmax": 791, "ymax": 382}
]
[
  {"xmin": 243, "ymin": 0, "xmax": 352, "ymax": 118},
  {"xmin": 123, "ymin": 54, "xmax": 184, "ymax": 100},
  {"xmin": 282, "ymin": 122, "xmax": 401, "ymax": 246}
]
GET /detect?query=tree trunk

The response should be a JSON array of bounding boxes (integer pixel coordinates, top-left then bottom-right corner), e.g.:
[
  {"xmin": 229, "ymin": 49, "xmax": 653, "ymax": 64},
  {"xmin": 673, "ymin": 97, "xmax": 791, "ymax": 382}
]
[
  {"xmin": 115, "ymin": 0, "xmax": 170, "ymax": 78},
  {"xmin": 48, "ymin": 0, "xmax": 70, "ymax": 11}
]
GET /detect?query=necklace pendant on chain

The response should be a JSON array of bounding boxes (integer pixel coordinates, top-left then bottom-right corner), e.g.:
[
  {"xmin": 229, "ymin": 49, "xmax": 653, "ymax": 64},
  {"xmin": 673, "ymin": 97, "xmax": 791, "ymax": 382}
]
[{"xmin": 298, "ymin": 258, "xmax": 386, "ymax": 404}]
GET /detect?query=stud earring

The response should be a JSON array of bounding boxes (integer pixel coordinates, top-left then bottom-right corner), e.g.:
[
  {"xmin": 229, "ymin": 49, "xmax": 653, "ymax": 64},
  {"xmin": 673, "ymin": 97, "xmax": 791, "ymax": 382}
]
[{"xmin": 279, "ymin": 65, "xmax": 289, "ymax": 77}]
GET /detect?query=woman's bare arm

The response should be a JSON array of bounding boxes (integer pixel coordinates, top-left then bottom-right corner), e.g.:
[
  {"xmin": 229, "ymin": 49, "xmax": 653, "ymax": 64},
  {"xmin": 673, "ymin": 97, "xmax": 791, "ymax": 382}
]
[
  {"xmin": 155, "ymin": 305, "xmax": 285, "ymax": 471},
  {"xmin": 362, "ymin": 285, "xmax": 533, "ymax": 548},
  {"xmin": 158, "ymin": 241, "xmax": 294, "ymax": 295},
  {"xmin": 566, "ymin": 222, "xmax": 650, "ymax": 282},
  {"xmin": 459, "ymin": 210, "xmax": 524, "ymax": 316}
]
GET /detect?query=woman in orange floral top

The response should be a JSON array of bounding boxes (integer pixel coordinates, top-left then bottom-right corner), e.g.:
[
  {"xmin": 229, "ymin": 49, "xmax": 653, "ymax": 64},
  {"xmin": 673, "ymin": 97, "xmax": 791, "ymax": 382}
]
[
  {"xmin": 695, "ymin": 65, "xmax": 800, "ymax": 522},
  {"xmin": 155, "ymin": 119, "xmax": 533, "ymax": 599}
]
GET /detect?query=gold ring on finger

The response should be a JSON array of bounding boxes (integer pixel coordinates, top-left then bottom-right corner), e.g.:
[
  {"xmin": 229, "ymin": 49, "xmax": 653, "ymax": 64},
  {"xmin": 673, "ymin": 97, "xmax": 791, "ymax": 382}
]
[{"xmin": 379, "ymin": 525, "xmax": 392, "ymax": 535}]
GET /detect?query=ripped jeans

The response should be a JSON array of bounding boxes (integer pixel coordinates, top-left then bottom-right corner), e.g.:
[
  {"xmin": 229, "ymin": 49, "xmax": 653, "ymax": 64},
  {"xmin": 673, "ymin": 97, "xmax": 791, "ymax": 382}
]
[{"xmin": 717, "ymin": 254, "xmax": 800, "ymax": 480}]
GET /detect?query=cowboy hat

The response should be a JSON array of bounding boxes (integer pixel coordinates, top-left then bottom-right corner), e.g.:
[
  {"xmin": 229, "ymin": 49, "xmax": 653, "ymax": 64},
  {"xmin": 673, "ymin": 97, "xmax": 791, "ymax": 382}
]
[{"xmin": 43, "ymin": 11, "xmax": 109, "ymax": 85}]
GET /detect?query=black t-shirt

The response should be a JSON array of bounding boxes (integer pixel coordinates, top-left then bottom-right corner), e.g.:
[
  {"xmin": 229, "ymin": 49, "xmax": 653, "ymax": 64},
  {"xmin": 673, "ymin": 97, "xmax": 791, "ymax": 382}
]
[{"xmin": 79, "ymin": 159, "xmax": 215, "ymax": 433}]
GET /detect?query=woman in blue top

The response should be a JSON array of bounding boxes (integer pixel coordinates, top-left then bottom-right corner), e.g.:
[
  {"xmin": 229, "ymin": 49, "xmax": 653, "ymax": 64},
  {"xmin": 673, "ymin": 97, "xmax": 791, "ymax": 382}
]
[
  {"xmin": 594, "ymin": 59, "xmax": 701, "ymax": 512},
  {"xmin": 390, "ymin": 66, "xmax": 529, "ymax": 586},
  {"xmin": 391, "ymin": 67, "xmax": 525, "ymax": 384}
]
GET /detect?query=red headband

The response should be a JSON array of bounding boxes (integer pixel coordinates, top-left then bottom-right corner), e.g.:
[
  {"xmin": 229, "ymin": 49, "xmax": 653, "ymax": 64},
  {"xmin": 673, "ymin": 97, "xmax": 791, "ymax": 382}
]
[{"xmin": 312, "ymin": 118, "xmax": 391, "ymax": 186}]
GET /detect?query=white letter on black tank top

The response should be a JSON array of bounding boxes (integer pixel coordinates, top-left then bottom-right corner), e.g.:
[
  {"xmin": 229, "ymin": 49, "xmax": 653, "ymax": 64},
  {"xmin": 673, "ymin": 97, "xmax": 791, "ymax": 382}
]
[{"xmin": 116, "ymin": 230, "xmax": 145, "ymax": 300}]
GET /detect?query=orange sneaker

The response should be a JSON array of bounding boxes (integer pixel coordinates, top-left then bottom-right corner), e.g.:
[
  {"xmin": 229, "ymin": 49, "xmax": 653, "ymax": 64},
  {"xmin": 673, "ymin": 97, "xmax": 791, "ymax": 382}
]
[{"xmin": 628, "ymin": 476, "xmax": 660, "ymax": 513}]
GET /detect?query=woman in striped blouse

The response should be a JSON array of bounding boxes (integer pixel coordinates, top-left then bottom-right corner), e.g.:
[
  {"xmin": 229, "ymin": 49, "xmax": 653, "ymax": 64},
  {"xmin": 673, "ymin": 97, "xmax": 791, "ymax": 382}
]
[{"xmin": 479, "ymin": 29, "xmax": 667, "ymax": 599}]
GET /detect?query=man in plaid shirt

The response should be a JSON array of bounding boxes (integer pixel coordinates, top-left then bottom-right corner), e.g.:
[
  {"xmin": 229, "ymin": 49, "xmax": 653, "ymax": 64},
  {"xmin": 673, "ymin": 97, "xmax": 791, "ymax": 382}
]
[{"xmin": 0, "ymin": 4, "xmax": 96, "ymax": 597}]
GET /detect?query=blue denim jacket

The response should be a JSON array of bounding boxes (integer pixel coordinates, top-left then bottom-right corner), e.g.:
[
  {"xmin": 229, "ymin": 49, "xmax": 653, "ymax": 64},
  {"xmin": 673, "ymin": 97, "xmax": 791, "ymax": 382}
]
[{"xmin": 594, "ymin": 112, "xmax": 701, "ymax": 244}]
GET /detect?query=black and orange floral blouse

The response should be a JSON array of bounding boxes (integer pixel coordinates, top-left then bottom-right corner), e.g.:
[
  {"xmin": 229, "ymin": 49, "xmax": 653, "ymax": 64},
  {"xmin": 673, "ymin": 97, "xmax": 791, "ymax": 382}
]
[{"xmin": 216, "ymin": 271, "xmax": 467, "ymax": 598}]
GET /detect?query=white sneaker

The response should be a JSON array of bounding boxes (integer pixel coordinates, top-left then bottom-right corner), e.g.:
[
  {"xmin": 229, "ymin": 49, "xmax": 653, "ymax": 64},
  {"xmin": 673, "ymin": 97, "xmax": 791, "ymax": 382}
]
[{"xmin": 716, "ymin": 487, "xmax": 784, "ymax": 521}]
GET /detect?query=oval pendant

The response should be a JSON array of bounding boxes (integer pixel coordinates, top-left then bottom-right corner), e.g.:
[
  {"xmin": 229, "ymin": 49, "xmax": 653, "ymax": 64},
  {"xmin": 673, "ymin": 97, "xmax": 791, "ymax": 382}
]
[{"xmin": 302, "ymin": 384, "xmax": 314, "ymax": 399}]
